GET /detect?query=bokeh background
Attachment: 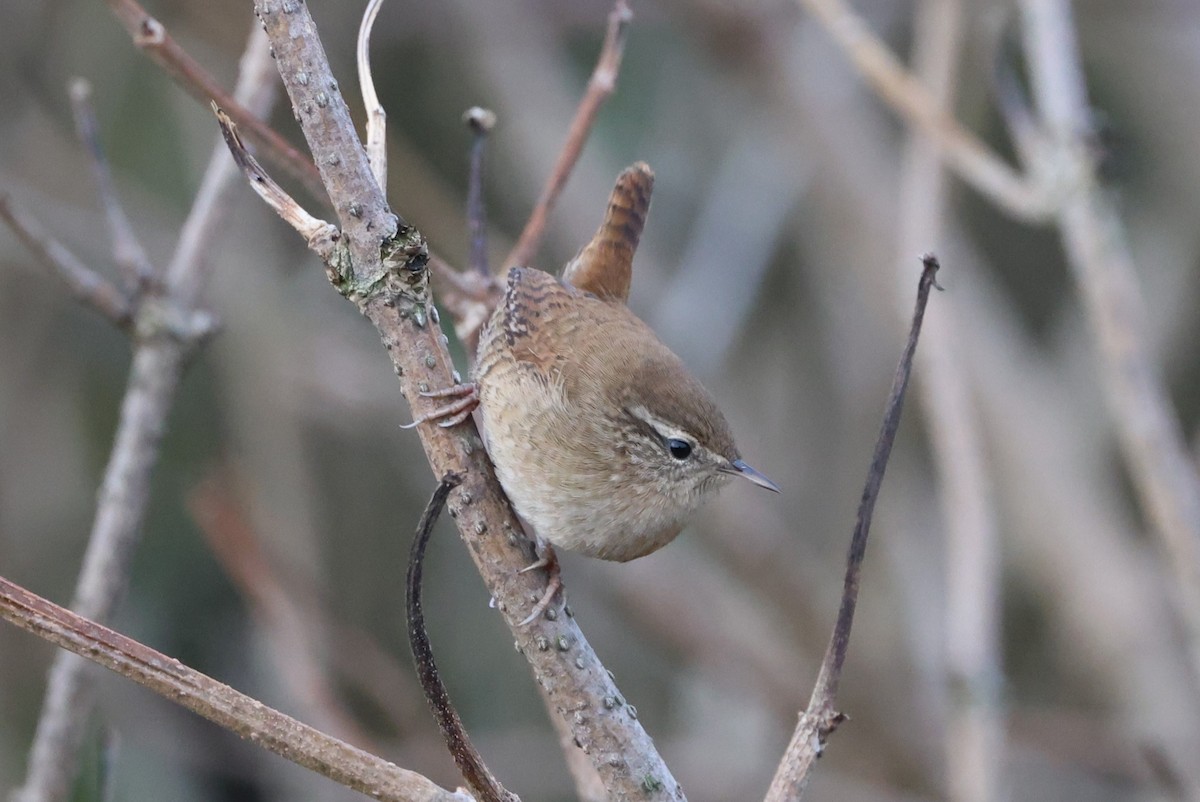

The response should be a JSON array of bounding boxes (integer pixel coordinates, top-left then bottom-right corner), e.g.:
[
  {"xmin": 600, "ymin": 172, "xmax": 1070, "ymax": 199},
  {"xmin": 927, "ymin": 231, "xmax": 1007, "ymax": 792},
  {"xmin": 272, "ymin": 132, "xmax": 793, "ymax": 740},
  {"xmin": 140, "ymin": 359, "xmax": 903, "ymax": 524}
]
[{"xmin": 3, "ymin": 1, "xmax": 1200, "ymax": 800}]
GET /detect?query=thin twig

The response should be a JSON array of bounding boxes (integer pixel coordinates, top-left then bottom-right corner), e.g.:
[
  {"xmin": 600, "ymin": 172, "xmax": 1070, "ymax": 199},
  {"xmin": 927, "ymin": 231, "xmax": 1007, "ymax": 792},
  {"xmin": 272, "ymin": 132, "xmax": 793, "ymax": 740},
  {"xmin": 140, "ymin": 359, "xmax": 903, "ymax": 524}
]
[
  {"xmin": 794, "ymin": 0, "xmax": 1053, "ymax": 222},
  {"xmin": 429, "ymin": 253, "xmax": 500, "ymax": 355},
  {"xmin": 503, "ymin": 0, "xmax": 632, "ymax": 270},
  {"xmin": 407, "ymin": 475, "xmax": 519, "ymax": 802},
  {"xmin": 0, "ymin": 196, "xmax": 131, "ymax": 327},
  {"xmin": 214, "ymin": 107, "xmax": 340, "ymax": 261},
  {"xmin": 244, "ymin": 3, "xmax": 687, "ymax": 797},
  {"xmin": 464, "ymin": 107, "xmax": 497, "ymax": 276},
  {"xmin": 104, "ymin": 0, "xmax": 327, "ymax": 203},
  {"xmin": 764, "ymin": 256, "xmax": 941, "ymax": 802},
  {"xmin": 105, "ymin": 0, "xmax": 474, "ymax": 299},
  {"xmin": 12, "ymin": 27, "xmax": 278, "ymax": 802},
  {"xmin": 357, "ymin": 0, "xmax": 388, "ymax": 192},
  {"xmin": 1019, "ymin": 0, "xmax": 1200, "ymax": 686},
  {"xmin": 897, "ymin": 3, "xmax": 1003, "ymax": 800},
  {"xmin": 68, "ymin": 78, "xmax": 154, "ymax": 290},
  {"xmin": 0, "ymin": 575, "xmax": 472, "ymax": 802}
]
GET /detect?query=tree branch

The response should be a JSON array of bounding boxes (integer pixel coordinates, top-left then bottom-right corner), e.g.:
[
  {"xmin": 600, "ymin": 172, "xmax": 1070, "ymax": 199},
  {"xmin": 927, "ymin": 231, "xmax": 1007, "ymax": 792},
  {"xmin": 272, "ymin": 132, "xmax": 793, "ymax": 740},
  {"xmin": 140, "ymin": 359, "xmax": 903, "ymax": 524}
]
[
  {"xmin": 0, "ymin": 196, "xmax": 132, "ymax": 327},
  {"xmin": 1019, "ymin": 0, "xmax": 1200, "ymax": 687},
  {"xmin": 239, "ymin": 2, "xmax": 686, "ymax": 797},
  {"xmin": 0, "ymin": 575, "xmax": 472, "ymax": 802},
  {"xmin": 795, "ymin": 0, "xmax": 1053, "ymax": 221},
  {"xmin": 67, "ymin": 78, "xmax": 154, "ymax": 290},
  {"xmin": 764, "ymin": 257, "xmax": 940, "ymax": 802},
  {"xmin": 503, "ymin": 0, "xmax": 632, "ymax": 270},
  {"xmin": 11, "ymin": 26, "xmax": 276, "ymax": 802}
]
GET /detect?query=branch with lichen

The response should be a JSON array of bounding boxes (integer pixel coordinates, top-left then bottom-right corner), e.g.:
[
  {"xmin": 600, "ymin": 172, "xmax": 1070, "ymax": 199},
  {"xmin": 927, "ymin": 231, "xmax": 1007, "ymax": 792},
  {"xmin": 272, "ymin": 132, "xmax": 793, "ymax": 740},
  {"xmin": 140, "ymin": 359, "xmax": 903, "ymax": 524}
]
[{"xmin": 215, "ymin": 1, "xmax": 686, "ymax": 798}]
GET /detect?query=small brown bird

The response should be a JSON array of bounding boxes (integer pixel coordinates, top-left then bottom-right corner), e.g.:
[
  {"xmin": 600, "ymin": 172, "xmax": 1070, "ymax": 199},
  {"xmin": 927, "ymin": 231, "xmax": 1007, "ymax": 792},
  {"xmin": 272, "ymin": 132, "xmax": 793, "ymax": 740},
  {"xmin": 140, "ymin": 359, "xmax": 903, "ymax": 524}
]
[{"xmin": 420, "ymin": 163, "xmax": 777, "ymax": 610}]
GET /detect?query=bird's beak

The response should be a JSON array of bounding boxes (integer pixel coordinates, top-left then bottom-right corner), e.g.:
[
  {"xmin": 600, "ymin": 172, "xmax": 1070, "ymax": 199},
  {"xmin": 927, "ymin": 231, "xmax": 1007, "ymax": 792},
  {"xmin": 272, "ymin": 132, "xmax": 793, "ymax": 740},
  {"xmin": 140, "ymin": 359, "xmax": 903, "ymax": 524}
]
[{"xmin": 730, "ymin": 459, "xmax": 780, "ymax": 493}]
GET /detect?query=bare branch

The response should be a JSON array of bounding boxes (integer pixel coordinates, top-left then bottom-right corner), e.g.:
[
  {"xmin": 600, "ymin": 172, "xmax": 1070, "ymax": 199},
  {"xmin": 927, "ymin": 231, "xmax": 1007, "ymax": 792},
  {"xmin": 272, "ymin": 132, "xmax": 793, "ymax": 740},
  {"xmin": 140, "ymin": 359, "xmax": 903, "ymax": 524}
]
[
  {"xmin": 248, "ymin": 3, "xmax": 686, "ymax": 797},
  {"xmin": 407, "ymin": 475, "xmax": 519, "ymax": 802},
  {"xmin": 0, "ymin": 574, "xmax": 472, "ymax": 802},
  {"xmin": 795, "ymin": 0, "xmax": 1054, "ymax": 222},
  {"xmin": 67, "ymin": 77, "xmax": 154, "ymax": 290},
  {"xmin": 13, "ymin": 27, "xmax": 279, "ymax": 802},
  {"xmin": 464, "ymin": 107, "xmax": 497, "ymax": 276},
  {"xmin": 765, "ymin": 257, "xmax": 940, "ymax": 802},
  {"xmin": 104, "ymin": 0, "xmax": 327, "ymax": 203},
  {"xmin": 255, "ymin": 1, "xmax": 399, "ymax": 289},
  {"xmin": 357, "ymin": 0, "xmax": 389, "ymax": 192},
  {"xmin": 214, "ymin": 106, "xmax": 340, "ymax": 261},
  {"xmin": 0, "ymin": 195, "xmax": 131, "ymax": 327},
  {"xmin": 503, "ymin": 0, "xmax": 632, "ymax": 270},
  {"xmin": 1019, "ymin": 0, "xmax": 1200, "ymax": 686}
]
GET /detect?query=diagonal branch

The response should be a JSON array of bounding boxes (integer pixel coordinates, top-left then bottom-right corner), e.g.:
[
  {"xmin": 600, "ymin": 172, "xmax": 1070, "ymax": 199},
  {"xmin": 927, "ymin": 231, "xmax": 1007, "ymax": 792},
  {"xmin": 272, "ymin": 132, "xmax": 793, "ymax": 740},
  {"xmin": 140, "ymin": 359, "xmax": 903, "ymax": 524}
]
[
  {"xmin": 0, "ymin": 574, "xmax": 472, "ymax": 802},
  {"xmin": 0, "ymin": 196, "xmax": 131, "ymax": 327},
  {"xmin": 795, "ymin": 0, "xmax": 1054, "ymax": 222},
  {"xmin": 503, "ymin": 0, "xmax": 632, "ymax": 270},
  {"xmin": 765, "ymin": 257, "xmax": 941, "ymax": 802},
  {"xmin": 241, "ymin": 2, "xmax": 687, "ymax": 798},
  {"xmin": 68, "ymin": 78, "xmax": 154, "ymax": 290},
  {"xmin": 104, "ymin": 0, "xmax": 327, "ymax": 203},
  {"xmin": 253, "ymin": 1, "xmax": 399, "ymax": 289},
  {"xmin": 215, "ymin": 107, "xmax": 340, "ymax": 261}
]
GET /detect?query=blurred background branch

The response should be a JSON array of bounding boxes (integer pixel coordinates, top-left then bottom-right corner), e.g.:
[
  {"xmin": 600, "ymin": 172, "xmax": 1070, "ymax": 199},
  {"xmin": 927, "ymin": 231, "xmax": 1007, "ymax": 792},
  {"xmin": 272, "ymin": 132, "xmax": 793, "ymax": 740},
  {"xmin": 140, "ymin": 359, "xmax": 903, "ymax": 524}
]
[
  {"xmin": 6, "ymin": 23, "xmax": 277, "ymax": 802},
  {"xmin": 895, "ymin": 2, "xmax": 1003, "ymax": 801},
  {"xmin": 0, "ymin": 575, "xmax": 471, "ymax": 802}
]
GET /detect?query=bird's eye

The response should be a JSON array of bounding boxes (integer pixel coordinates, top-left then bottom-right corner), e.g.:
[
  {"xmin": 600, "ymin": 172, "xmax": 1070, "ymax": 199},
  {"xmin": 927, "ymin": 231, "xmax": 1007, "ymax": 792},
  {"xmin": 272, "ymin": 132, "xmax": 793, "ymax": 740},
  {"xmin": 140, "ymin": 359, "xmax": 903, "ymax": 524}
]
[{"xmin": 667, "ymin": 438, "xmax": 693, "ymax": 460}]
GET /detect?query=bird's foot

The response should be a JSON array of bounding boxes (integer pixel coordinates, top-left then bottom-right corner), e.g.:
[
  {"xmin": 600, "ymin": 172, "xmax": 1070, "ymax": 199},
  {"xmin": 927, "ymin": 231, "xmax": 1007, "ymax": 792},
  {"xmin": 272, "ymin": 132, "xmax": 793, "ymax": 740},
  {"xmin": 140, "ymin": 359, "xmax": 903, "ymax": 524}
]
[
  {"xmin": 401, "ymin": 382, "xmax": 479, "ymax": 429},
  {"xmin": 518, "ymin": 540, "xmax": 563, "ymax": 626}
]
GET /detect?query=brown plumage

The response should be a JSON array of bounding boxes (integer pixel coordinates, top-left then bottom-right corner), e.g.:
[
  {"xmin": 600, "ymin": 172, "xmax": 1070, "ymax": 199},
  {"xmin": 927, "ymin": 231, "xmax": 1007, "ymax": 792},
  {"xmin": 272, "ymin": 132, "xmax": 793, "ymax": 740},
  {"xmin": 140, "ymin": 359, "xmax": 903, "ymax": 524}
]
[
  {"xmin": 471, "ymin": 164, "xmax": 777, "ymax": 562},
  {"xmin": 561, "ymin": 161, "xmax": 653, "ymax": 302}
]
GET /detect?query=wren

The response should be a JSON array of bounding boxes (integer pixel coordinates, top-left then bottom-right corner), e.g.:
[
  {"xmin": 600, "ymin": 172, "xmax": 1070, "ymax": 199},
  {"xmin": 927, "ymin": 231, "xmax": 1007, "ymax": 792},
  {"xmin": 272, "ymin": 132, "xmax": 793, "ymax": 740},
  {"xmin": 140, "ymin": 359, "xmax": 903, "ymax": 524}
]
[{"xmin": 419, "ymin": 163, "xmax": 777, "ymax": 584}]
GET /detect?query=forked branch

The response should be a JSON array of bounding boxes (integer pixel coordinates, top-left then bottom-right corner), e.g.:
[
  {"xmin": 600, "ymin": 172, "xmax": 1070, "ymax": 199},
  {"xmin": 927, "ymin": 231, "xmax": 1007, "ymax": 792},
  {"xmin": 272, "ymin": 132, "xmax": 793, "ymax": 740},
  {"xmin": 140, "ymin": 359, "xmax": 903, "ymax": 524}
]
[
  {"xmin": 794, "ymin": 0, "xmax": 1052, "ymax": 221},
  {"xmin": 0, "ymin": 196, "xmax": 132, "ymax": 327},
  {"xmin": 232, "ymin": 3, "xmax": 688, "ymax": 799}
]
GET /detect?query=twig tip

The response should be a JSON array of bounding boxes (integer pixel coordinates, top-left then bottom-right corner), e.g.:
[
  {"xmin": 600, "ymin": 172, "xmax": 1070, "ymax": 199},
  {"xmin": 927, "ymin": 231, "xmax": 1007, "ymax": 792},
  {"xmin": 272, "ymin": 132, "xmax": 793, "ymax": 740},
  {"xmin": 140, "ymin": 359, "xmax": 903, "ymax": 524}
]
[
  {"xmin": 463, "ymin": 107, "xmax": 497, "ymax": 135},
  {"xmin": 614, "ymin": 0, "xmax": 633, "ymax": 26},
  {"xmin": 920, "ymin": 252, "xmax": 944, "ymax": 291},
  {"xmin": 68, "ymin": 77, "xmax": 91, "ymax": 104}
]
